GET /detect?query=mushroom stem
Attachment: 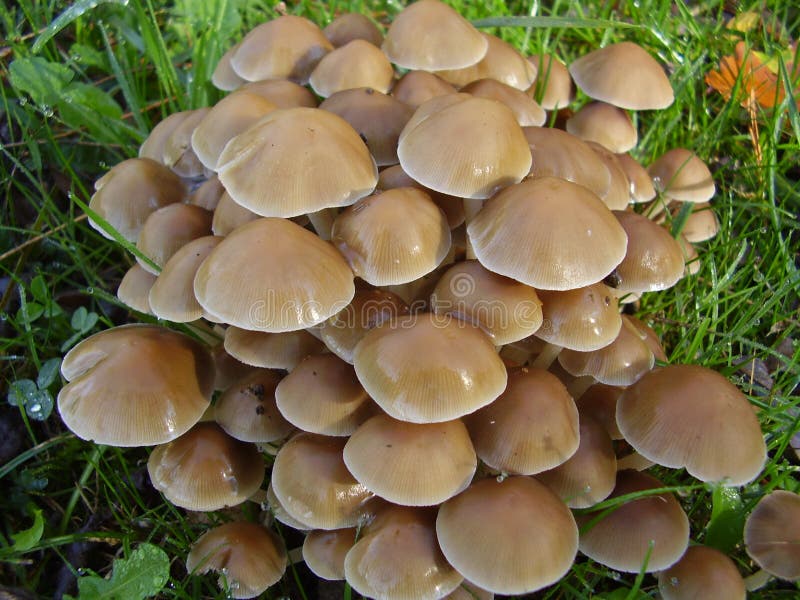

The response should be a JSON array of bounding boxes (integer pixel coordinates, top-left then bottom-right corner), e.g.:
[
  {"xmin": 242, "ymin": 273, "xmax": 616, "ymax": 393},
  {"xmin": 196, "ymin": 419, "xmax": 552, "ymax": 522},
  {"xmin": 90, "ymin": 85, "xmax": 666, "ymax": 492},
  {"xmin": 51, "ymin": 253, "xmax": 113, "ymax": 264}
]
[
  {"xmin": 462, "ymin": 198, "xmax": 483, "ymax": 259},
  {"xmin": 530, "ymin": 342, "xmax": 562, "ymax": 369},
  {"xmin": 499, "ymin": 342, "xmax": 534, "ymax": 366},
  {"xmin": 308, "ymin": 208, "xmax": 336, "ymax": 240},
  {"xmin": 287, "ymin": 546, "xmax": 305, "ymax": 566},
  {"xmin": 567, "ymin": 375, "xmax": 595, "ymax": 399},
  {"xmin": 744, "ymin": 569, "xmax": 773, "ymax": 591},
  {"xmin": 616, "ymin": 451, "xmax": 655, "ymax": 471}
]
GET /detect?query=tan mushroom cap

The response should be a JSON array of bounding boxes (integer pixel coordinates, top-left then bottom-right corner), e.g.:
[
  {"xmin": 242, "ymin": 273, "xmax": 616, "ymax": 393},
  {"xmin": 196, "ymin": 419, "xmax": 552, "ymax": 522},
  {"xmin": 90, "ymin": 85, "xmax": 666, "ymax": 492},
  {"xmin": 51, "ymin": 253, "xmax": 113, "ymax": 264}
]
[
  {"xmin": 658, "ymin": 545, "xmax": 746, "ymax": 600},
  {"xmin": 391, "ymin": 70, "xmax": 457, "ymax": 109},
  {"xmin": 613, "ymin": 210, "xmax": 685, "ymax": 292},
  {"xmin": 332, "ymin": 187, "xmax": 451, "ymax": 286},
  {"xmin": 238, "ymin": 79, "xmax": 318, "ymax": 109},
  {"xmin": 346, "ymin": 504, "xmax": 463, "ymax": 600},
  {"xmin": 382, "ymin": 0, "xmax": 487, "ymax": 70},
  {"xmin": 353, "ymin": 313, "xmax": 507, "ymax": 423},
  {"xmin": 567, "ymin": 101, "xmax": 638, "ymax": 153},
  {"xmin": 436, "ymin": 476, "xmax": 578, "ymax": 594},
  {"xmin": 625, "ymin": 315, "xmax": 668, "ymax": 362},
  {"xmin": 194, "ymin": 218, "xmax": 355, "ymax": 332},
  {"xmin": 135, "ymin": 203, "xmax": 212, "ymax": 274},
  {"xmin": 310, "ymin": 39, "xmax": 394, "ymax": 98},
  {"xmin": 558, "ymin": 315, "xmax": 655, "ymax": 386},
  {"xmin": 189, "ymin": 175, "xmax": 225, "ymax": 211},
  {"xmin": 224, "ymin": 326, "xmax": 324, "ymax": 370},
  {"xmin": 586, "ymin": 141, "xmax": 631, "ymax": 211},
  {"xmin": 186, "ymin": 522, "xmax": 287, "ymax": 599},
  {"xmin": 437, "ymin": 33, "xmax": 537, "ymax": 91},
  {"xmin": 377, "ymin": 164, "xmax": 464, "ymax": 229},
  {"xmin": 57, "ymin": 324, "xmax": 214, "ymax": 446},
  {"xmin": 302, "ymin": 528, "xmax": 357, "ymax": 581},
  {"xmin": 147, "ymin": 422, "xmax": 265, "ymax": 511},
  {"xmin": 444, "ymin": 581, "xmax": 494, "ymax": 600},
  {"xmin": 89, "ymin": 157, "xmax": 185, "ymax": 242},
  {"xmin": 211, "ymin": 343, "xmax": 254, "ymax": 392},
  {"xmin": 211, "ymin": 191, "xmax": 258, "ymax": 236},
  {"xmin": 617, "ymin": 364, "xmax": 767, "ymax": 485},
  {"xmin": 467, "ymin": 177, "xmax": 628, "ymax": 290},
  {"xmin": 191, "ymin": 92, "xmax": 277, "ymax": 170},
  {"xmin": 117, "ymin": 263, "xmax": 157, "ymax": 314},
  {"xmin": 266, "ymin": 483, "xmax": 312, "ymax": 531},
  {"xmin": 678, "ymin": 233, "xmax": 701, "ymax": 275},
  {"xmin": 463, "ymin": 367, "xmax": 579, "ymax": 475},
  {"xmin": 574, "ymin": 383, "xmax": 625, "ymax": 440},
  {"xmin": 398, "ymin": 95, "xmax": 532, "ymax": 199},
  {"xmin": 461, "ymin": 78, "xmax": 546, "ymax": 126},
  {"xmin": 271, "ymin": 432, "xmax": 374, "ymax": 530},
  {"xmin": 616, "ymin": 152, "xmax": 656, "ymax": 203},
  {"xmin": 528, "ymin": 53, "xmax": 573, "ymax": 110},
  {"xmin": 577, "ymin": 470, "xmax": 689, "ymax": 572},
  {"xmin": 430, "ymin": 260, "xmax": 543, "ymax": 345},
  {"xmin": 148, "ymin": 235, "xmax": 221, "ymax": 322},
  {"xmin": 569, "ymin": 42, "xmax": 674, "ymax": 110},
  {"xmin": 217, "ymin": 107, "xmax": 377, "ymax": 218},
  {"xmin": 211, "ymin": 43, "xmax": 245, "ymax": 91},
  {"xmin": 536, "ymin": 414, "xmax": 617, "ymax": 508},
  {"xmin": 275, "ymin": 353, "xmax": 373, "ymax": 437},
  {"xmin": 318, "ymin": 289, "xmax": 409, "ymax": 364},
  {"xmin": 677, "ymin": 202, "xmax": 719, "ymax": 242},
  {"xmin": 536, "ymin": 283, "xmax": 622, "ymax": 351},
  {"xmin": 344, "ymin": 414, "xmax": 476, "ymax": 506},
  {"xmin": 161, "ymin": 108, "xmax": 209, "ymax": 178},
  {"xmin": 744, "ymin": 490, "xmax": 800, "ymax": 581},
  {"xmin": 231, "ymin": 15, "xmax": 332, "ymax": 83},
  {"xmin": 320, "ymin": 88, "xmax": 414, "ymax": 167},
  {"xmin": 648, "ymin": 148, "xmax": 715, "ymax": 202},
  {"xmin": 139, "ymin": 111, "xmax": 194, "ymax": 164},
  {"xmin": 214, "ymin": 368, "xmax": 293, "ymax": 443},
  {"xmin": 324, "ymin": 13, "xmax": 383, "ymax": 48}
]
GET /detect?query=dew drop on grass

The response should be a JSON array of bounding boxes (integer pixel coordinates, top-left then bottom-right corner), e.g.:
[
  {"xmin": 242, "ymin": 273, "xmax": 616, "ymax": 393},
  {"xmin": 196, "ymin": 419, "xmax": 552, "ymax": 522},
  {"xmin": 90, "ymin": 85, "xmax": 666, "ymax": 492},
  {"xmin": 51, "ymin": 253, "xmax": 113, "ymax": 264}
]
[
  {"xmin": 29, "ymin": 403, "xmax": 42, "ymax": 414},
  {"xmin": 19, "ymin": 97, "xmax": 27, "ymax": 106}
]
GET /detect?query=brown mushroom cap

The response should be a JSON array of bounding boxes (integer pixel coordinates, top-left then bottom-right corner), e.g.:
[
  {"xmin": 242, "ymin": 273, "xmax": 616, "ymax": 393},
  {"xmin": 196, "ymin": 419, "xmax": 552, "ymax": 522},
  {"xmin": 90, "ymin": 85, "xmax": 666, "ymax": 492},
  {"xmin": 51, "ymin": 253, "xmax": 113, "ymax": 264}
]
[
  {"xmin": 266, "ymin": 483, "xmax": 312, "ymax": 531},
  {"xmin": 437, "ymin": 33, "xmax": 537, "ymax": 91},
  {"xmin": 57, "ymin": 324, "xmax": 214, "ymax": 446},
  {"xmin": 744, "ymin": 490, "xmax": 800, "ymax": 581},
  {"xmin": 617, "ymin": 364, "xmax": 767, "ymax": 485},
  {"xmin": 536, "ymin": 283, "xmax": 622, "ymax": 351},
  {"xmin": 658, "ymin": 545, "xmax": 746, "ymax": 600},
  {"xmin": 566, "ymin": 101, "xmax": 638, "ymax": 153},
  {"xmin": 231, "ymin": 15, "xmax": 333, "ymax": 83},
  {"xmin": 147, "ymin": 422, "xmax": 265, "ymax": 511},
  {"xmin": 398, "ymin": 95, "xmax": 532, "ymax": 199},
  {"xmin": 117, "ymin": 263, "xmax": 157, "ymax": 315},
  {"xmin": 139, "ymin": 111, "xmax": 195, "ymax": 164},
  {"xmin": 391, "ymin": 70, "xmax": 457, "ymax": 109},
  {"xmin": 223, "ymin": 326, "xmax": 324, "ymax": 370},
  {"xmin": 211, "ymin": 191, "xmax": 258, "ymax": 236},
  {"xmin": 382, "ymin": 0, "xmax": 487, "ymax": 70},
  {"xmin": 377, "ymin": 164, "xmax": 465, "ymax": 229},
  {"xmin": 436, "ymin": 476, "xmax": 578, "ymax": 594},
  {"xmin": 568, "ymin": 42, "xmax": 674, "ymax": 110},
  {"xmin": 467, "ymin": 177, "xmax": 628, "ymax": 290},
  {"xmin": 463, "ymin": 367, "xmax": 579, "ymax": 475},
  {"xmin": 188, "ymin": 175, "xmax": 225, "ymax": 211},
  {"xmin": 576, "ymin": 470, "xmax": 689, "ymax": 573},
  {"xmin": 323, "ymin": 13, "xmax": 383, "ymax": 48},
  {"xmin": 676, "ymin": 202, "xmax": 720, "ymax": 242},
  {"xmin": 211, "ymin": 43, "xmax": 245, "ymax": 91},
  {"xmin": 353, "ymin": 312, "xmax": 507, "ymax": 423},
  {"xmin": 161, "ymin": 108, "xmax": 209, "ymax": 178},
  {"xmin": 194, "ymin": 218, "xmax": 355, "ymax": 332},
  {"xmin": 302, "ymin": 528, "xmax": 357, "ymax": 581},
  {"xmin": 345, "ymin": 504, "xmax": 463, "ymax": 600},
  {"xmin": 528, "ymin": 53, "xmax": 573, "ymax": 110},
  {"xmin": 310, "ymin": 39, "xmax": 395, "ymax": 98},
  {"xmin": 461, "ymin": 78, "xmax": 546, "ymax": 126},
  {"xmin": 647, "ymin": 148, "xmax": 715, "ymax": 202},
  {"xmin": 616, "ymin": 152, "xmax": 656, "ymax": 203},
  {"xmin": 585, "ymin": 141, "xmax": 631, "ymax": 210},
  {"xmin": 136, "ymin": 203, "xmax": 213, "ymax": 274},
  {"xmin": 238, "ymin": 79, "xmax": 318, "ymax": 109},
  {"xmin": 574, "ymin": 383, "xmax": 625, "ymax": 440},
  {"xmin": 344, "ymin": 414, "xmax": 477, "ymax": 506},
  {"xmin": 216, "ymin": 107, "xmax": 378, "ymax": 218},
  {"xmin": 186, "ymin": 522, "xmax": 287, "ymax": 599}
]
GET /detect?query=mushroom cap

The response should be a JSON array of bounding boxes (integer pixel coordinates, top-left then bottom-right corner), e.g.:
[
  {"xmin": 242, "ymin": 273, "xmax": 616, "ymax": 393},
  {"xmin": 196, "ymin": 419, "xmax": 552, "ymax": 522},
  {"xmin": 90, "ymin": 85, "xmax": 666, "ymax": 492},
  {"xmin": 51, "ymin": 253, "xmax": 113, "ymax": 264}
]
[
  {"xmin": 217, "ymin": 107, "xmax": 377, "ymax": 218},
  {"xmin": 186, "ymin": 522, "xmax": 287, "ymax": 599},
  {"xmin": 574, "ymin": 383, "xmax": 625, "ymax": 440},
  {"xmin": 211, "ymin": 43, "xmax": 245, "ymax": 91},
  {"xmin": 744, "ymin": 490, "xmax": 800, "ymax": 581},
  {"xmin": 275, "ymin": 353, "xmax": 373, "ymax": 437},
  {"xmin": 345, "ymin": 504, "xmax": 463, "ymax": 600},
  {"xmin": 382, "ymin": 0, "xmax": 487, "ymax": 70},
  {"xmin": 436, "ymin": 476, "xmax": 578, "ymax": 594},
  {"xmin": 214, "ymin": 368, "xmax": 293, "ymax": 443},
  {"xmin": 377, "ymin": 164, "xmax": 465, "ymax": 229},
  {"xmin": 467, "ymin": 177, "xmax": 628, "ymax": 290},
  {"xmin": 648, "ymin": 148, "xmax": 716, "ymax": 203},
  {"xmin": 136, "ymin": 203, "xmax": 213, "ymax": 274},
  {"xmin": 576, "ymin": 470, "xmax": 689, "ymax": 572},
  {"xmin": 267, "ymin": 483, "xmax": 312, "ymax": 531},
  {"xmin": 323, "ymin": 13, "xmax": 383, "ymax": 48},
  {"xmin": 536, "ymin": 283, "xmax": 622, "ymax": 351},
  {"xmin": 271, "ymin": 432, "xmax": 374, "ymax": 530},
  {"xmin": 117, "ymin": 263, "xmax": 157, "ymax": 315},
  {"xmin": 566, "ymin": 101, "xmax": 638, "ymax": 153},
  {"xmin": 194, "ymin": 218, "xmax": 355, "ymax": 332},
  {"xmin": 617, "ymin": 364, "xmax": 767, "ymax": 485},
  {"xmin": 353, "ymin": 312, "xmax": 507, "ymax": 423},
  {"xmin": 430, "ymin": 260, "xmax": 543, "ymax": 345},
  {"xmin": 677, "ymin": 202, "xmax": 720, "ymax": 243},
  {"xmin": 231, "ymin": 15, "xmax": 333, "ymax": 83},
  {"xmin": 463, "ymin": 367, "xmax": 579, "ymax": 475},
  {"xmin": 585, "ymin": 141, "xmax": 631, "ymax": 210},
  {"xmin": 331, "ymin": 187, "xmax": 451, "ymax": 286},
  {"xmin": 302, "ymin": 528, "xmax": 357, "ymax": 581},
  {"xmin": 436, "ymin": 33, "xmax": 537, "ymax": 91},
  {"xmin": 147, "ymin": 422, "xmax": 265, "ymax": 511},
  {"xmin": 57, "ymin": 324, "xmax": 214, "ymax": 446},
  {"xmin": 568, "ymin": 42, "xmax": 674, "ymax": 110},
  {"xmin": 310, "ymin": 39, "xmax": 395, "ymax": 98},
  {"xmin": 615, "ymin": 152, "xmax": 656, "ymax": 203},
  {"xmin": 210, "ymin": 191, "xmax": 258, "ymax": 236},
  {"xmin": 658, "ymin": 545, "xmax": 746, "ymax": 600},
  {"xmin": 139, "ymin": 111, "xmax": 194, "ymax": 164},
  {"xmin": 188, "ymin": 175, "xmax": 225, "ymax": 211},
  {"xmin": 344, "ymin": 414, "xmax": 477, "ymax": 506},
  {"xmin": 88, "ymin": 158, "xmax": 185, "ymax": 242},
  {"xmin": 398, "ymin": 95, "xmax": 531, "ymax": 199},
  {"xmin": 391, "ymin": 70, "xmax": 457, "ymax": 109},
  {"xmin": 461, "ymin": 78, "xmax": 546, "ymax": 127},
  {"xmin": 238, "ymin": 79, "xmax": 318, "ymax": 109},
  {"xmin": 160, "ymin": 108, "xmax": 209, "ymax": 178},
  {"xmin": 528, "ymin": 53, "xmax": 573, "ymax": 110},
  {"xmin": 223, "ymin": 326, "xmax": 324, "ymax": 370}
]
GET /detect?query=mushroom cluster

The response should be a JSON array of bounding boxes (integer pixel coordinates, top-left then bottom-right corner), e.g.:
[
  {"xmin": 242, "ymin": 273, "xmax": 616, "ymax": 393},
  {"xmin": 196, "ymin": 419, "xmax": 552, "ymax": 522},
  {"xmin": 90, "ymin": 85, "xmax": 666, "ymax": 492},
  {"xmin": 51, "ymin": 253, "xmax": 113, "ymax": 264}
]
[{"xmin": 58, "ymin": 1, "xmax": 783, "ymax": 598}]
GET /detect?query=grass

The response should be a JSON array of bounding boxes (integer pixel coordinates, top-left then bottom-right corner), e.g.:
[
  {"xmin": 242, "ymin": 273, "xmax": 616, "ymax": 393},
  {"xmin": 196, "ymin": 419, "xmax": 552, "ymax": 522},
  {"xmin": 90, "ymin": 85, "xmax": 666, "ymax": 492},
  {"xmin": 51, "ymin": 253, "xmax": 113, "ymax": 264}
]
[{"xmin": 1, "ymin": 0, "xmax": 799, "ymax": 597}]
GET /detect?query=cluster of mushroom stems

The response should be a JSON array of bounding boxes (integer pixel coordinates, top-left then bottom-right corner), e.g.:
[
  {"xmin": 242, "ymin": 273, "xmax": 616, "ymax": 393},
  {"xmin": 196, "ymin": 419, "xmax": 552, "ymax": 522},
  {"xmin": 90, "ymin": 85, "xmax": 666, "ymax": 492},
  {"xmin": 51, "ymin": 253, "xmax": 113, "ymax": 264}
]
[{"xmin": 57, "ymin": 1, "xmax": 798, "ymax": 598}]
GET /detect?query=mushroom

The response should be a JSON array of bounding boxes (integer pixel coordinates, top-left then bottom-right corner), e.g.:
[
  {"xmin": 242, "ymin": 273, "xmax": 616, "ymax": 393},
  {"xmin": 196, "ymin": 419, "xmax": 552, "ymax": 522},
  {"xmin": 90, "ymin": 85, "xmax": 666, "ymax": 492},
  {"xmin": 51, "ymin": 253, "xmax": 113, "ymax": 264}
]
[
  {"xmin": 302, "ymin": 528, "xmax": 357, "ymax": 581},
  {"xmin": 323, "ymin": 12, "xmax": 383, "ymax": 48},
  {"xmin": 309, "ymin": 39, "xmax": 395, "ymax": 97},
  {"xmin": 744, "ymin": 490, "xmax": 800, "ymax": 582},
  {"xmin": 436, "ymin": 32, "xmax": 537, "ymax": 90},
  {"xmin": 658, "ymin": 545, "xmax": 746, "ymax": 600},
  {"xmin": 223, "ymin": 326, "xmax": 324, "ymax": 370},
  {"xmin": 117, "ymin": 263, "xmax": 157, "ymax": 314},
  {"xmin": 566, "ymin": 101, "xmax": 638, "ymax": 153}
]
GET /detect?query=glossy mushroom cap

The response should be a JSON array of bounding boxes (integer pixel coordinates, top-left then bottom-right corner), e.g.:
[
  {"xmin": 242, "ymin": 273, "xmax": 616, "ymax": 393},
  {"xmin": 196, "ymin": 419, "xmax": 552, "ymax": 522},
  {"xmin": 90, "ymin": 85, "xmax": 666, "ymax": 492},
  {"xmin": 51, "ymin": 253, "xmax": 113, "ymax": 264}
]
[
  {"xmin": 323, "ymin": 13, "xmax": 383, "ymax": 48},
  {"xmin": 436, "ymin": 476, "xmax": 578, "ymax": 594},
  {"xmin": 436, "ymin": 33, "xmax": 537, "ymax": 91},
  {"xmin": 223, "ymin": 327, "xmax": 324, "ymax": 370},
  {"xmin": 135, "ymin": 203, "xmax": 212, "ymax": 274},
  {"xmin": 566, "ymin": 101, "xmax": 638, "ymax": 153},
  {"xmin": 391, "ymin": 70, "xmax": 457, "ymax": 109},
  {"xmin": 302, "ymin": 528, "xmax": 357, "ymax": 581},
  {"xmin": 744, "ymin": 490, "xmax": 800, "ymax": 581},
  {"xmin": 568, "ymin": 42, "xmax": 674, "ymax": 110},
  {"xmin": 117, "ymin": 263, "xmax": 156, "ymax": 315},
  {"xmin": 147, "ymin": 422, "xmax": 265, "ymax": 511},
  {"xmin": 214, "ymin": 369, "xmax": 293, "ymax": 443},
  {"xmin": 616, "ymin": 364, "xmax": 767, "ymax": 485},
  {"xmin": 528, "ymin": 53, "xmax": 573, "ymax": 110},
  {"xmin": 186, "ymin": 521, "xmax": 287, "ymax": 599},
  {"xmin": 194, "ymin": 218, "xmax": 355, "ymax": 332},
  {"xmin": 616, "ymin": 152, "xmax": 656, "ymax": 203},
  {"xmin": 238, "ymin": 79, "xmax": 318, "ymax": 109},
  {"xmin": 658, "ymin": 545, "xmax": 746, "ymax": 600},
  {"xmin": 461, "ymin": 78, "xmax": 546, "ymax": 127},
  {"xmin": 58, "ymin": 325, "xmax": 214, "ymax": 446},
  {"xmin": 310, "ymin": 39, "xmax": 394, "ymax": 97},
  {"xmin": 211, "ymin": 43, "xmax": 245, "ymax": 91},
  {"xmin": 377, "ymin": 164, "xmax": 465, "ymax": 229},
  {"xmin": 536, "ymin": 283, "xmax": 622, "ymax": 351},
  {"xmin": 648, "ymin": 148, "xmax": 716, "ymax": 203}
]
